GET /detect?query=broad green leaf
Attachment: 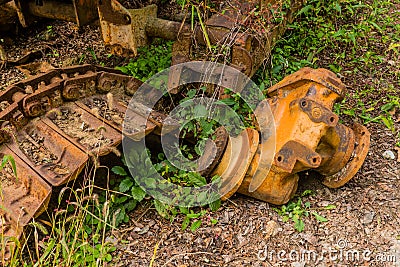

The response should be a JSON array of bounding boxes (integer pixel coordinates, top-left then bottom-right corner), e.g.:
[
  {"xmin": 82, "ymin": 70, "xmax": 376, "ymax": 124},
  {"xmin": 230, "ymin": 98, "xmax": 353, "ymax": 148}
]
[
  {"xmin": 297, "ymin": 4, "xmax": 312, "ymax": 15},
  {"xmin": 333, "ymin": 2, "xmax": 341, "ymax": 13},
  {"xmin": 369, "ymin": 21, "xmax": 382, "ymax": 33},
  {"xmin": 323, "ymin": 204, "xmax": 336, "ymax": 210},
  {"xmin": 131, "ymin": 186, "xmax": 146, "ymax": 202},
  {"xmin": 124, "ymin": 200, "xmax": 137, "ymax": 211},
  {"xmin": 312, "ymin": 212, "xmax": 328, "ymax": 222},
  {"xmin": 209, "ymin": 199, "xmax": 221, "ymax": 212},
  {"xmin": 154, "ymin": 199, "xmax": 169, "ymax": 219},
  {"xmin": 301, "ymin": 190, "xmax": 313, "ymax": 197},
  {"xmin": 196, "ymin": 191, "xmax": 208, "ymax": 203},
  {"xmin": 181, "ymin": 217, "xmax": 190, "ymax": 231},
  {"xmin": 119, "ymin": 178, "xmax": 133, "ymax": 193},
  {"xmin": 294, "ymin": 218, "xmax": 305, "ymax": 232},
  {"xmin": 332, "ymin": 29, "xmax": 345, "ymax": 38},
  {"xmin": 111, "ymin": 166, "xmax": 127, "ymax": 176},
  {"xmin": 190, "ymin": 220, "xmax": 201, "ymax": 232},
  {"xmin": 115, "ymin": 66, "xmax": 128, "ymax": 74},
  {"xmin": 188, "ymin": 172, "xmax": 207, "ymax": 187}
]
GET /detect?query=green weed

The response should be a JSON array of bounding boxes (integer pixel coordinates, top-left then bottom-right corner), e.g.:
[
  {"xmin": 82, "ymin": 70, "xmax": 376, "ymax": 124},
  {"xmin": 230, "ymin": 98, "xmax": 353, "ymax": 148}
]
[
  {"xmin": 108, "ymin": 140, "xmax": 221, "ymax": 234},
  {"xmin": 257, "ymin": 0, "xmax": 399, "ymax": 137},
  {"xmin": 117, "ymin": 40, "xmax": 173, "ymax": 82},
  {"xmin": 335, "ymin": 92, "xmax": 399, "ymax": 132},
  {"xmin": 257, "ymin": 0, "xmax": 399, "ymax": 83},
  {"xmin": 0, "ymin": 155, "xmax": 17, "ymax": 178},
  {"xmin": 31, "ymin": 168, "xmax": 118, "ymax": 266},
  {"xmin": 37, "ymin": 25, "xmax": 55, "ymax": 41},
  {"xmin": 273, "ymin": 190, "xmax": 335, "ymax": 232},
  {"xmin": 0, "ymin": 161, "xmax": 118, "ymax": 266},
  {"xmin": 107, "ymin": 161, "xmax": 146, "ymax": 226}
]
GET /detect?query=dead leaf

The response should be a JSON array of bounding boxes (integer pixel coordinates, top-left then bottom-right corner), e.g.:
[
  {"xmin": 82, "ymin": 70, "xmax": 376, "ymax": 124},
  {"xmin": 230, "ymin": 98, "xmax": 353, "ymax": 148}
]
[
  {"xmin": 264, "ymin": 220, "xmax": 279, "ymax": 239},
  {"xmin": 0, "ymin": 45, "xmax": 6, "ymax": 61},
  {"xmin": 38, "ymin": 219, "xmax": 52, "ymax": 227},
  {"xmin": 138, "ymin": 225, "xmax": 149, "ymax": 235},
  {"xmin": 377, "ymin": 182, "xmax": 391, "ymax": 191}
]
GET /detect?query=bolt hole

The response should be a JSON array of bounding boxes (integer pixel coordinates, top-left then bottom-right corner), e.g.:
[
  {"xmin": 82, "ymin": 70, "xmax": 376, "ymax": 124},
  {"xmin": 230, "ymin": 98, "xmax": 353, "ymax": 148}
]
[
  {"xmin": 312, "ymin": 157, "xmax": 318, "ymax": 163},
  {"xmin": 301, "ymin": 100, "xmax": 307, "ymax": 107},
  {"xmin": 277, "ymin": 156, "xmax": 283, "ymax": 162}
]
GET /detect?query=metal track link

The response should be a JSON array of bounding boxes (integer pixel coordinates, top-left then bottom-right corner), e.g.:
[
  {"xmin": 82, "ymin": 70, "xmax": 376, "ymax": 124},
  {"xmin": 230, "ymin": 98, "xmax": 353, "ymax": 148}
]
[{"xmin": 0, "ymin": 64, "xmax": 170, "ymax": 260}]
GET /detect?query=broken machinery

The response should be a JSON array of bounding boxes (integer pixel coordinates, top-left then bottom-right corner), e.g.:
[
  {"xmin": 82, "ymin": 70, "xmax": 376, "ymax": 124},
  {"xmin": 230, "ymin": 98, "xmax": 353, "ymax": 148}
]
[
  {"xmin": 1, "ymin": 0, "xmax": 304, "ymax": 71},
  {"xmin": 0, "ymin": 0, "xmax": 370, "ymax": 262},
  {"xmin": 0, "ymin": 64, "xmax": 370, "ymax": 260}
]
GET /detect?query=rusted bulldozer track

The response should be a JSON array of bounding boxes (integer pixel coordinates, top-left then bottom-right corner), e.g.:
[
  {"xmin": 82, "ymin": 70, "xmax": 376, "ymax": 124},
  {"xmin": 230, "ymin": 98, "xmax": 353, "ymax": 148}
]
[{"xmin": 0, "ymin": 64, "xmax": 172, "ymax": 259}]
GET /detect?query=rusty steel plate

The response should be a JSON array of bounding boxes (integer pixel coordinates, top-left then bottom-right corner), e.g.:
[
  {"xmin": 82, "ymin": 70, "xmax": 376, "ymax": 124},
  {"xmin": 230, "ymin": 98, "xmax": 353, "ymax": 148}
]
[
  {"xmin": 77, "ymin": 94, "xmax": 157, "ymax": 141},
  {"xmin": 41, "ymin": 102, "xmax": 122, "ymax": 156},
  {"xmin": 322, "ymin": 123, "xmax": 371, "ymax": 188},
  {"xmin": 197, "ymin": 127, "xmax": 229, "ymax": 177},
  {"xmin": 248, "ymin": 99, "xmax": 276, "ymax": 193},
  {"xmin": 6, "ymin": 119, "xmax": 88, "ymax": 186},
  {"xmin": 316, "ymin": 124, "xmax": 356, "ymax": 177},
  {"xmin": 0, "ymin": 145, "xmax": 52, "ymax": 259},
  {"xmin": 127, "ymin": 99, "xmax": 179, "ymax": 137},
  {"xmin": 77, "ymin": 94, "xmax": 128, "ymax": 130},
  {"xmin": 211, "ymin": 128, "xmax": 259, "ymax": 200},
  {"xmin": 267, "ymin": 67, "xmax": 347, "ymax": 99}
]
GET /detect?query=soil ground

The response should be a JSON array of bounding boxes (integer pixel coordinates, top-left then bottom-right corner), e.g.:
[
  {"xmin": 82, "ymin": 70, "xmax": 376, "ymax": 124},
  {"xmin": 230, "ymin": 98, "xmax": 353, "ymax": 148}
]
[{"xmin": 0, "ymin": 1, "xmax": 399, "ymax": 267}]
